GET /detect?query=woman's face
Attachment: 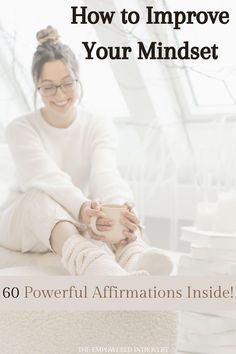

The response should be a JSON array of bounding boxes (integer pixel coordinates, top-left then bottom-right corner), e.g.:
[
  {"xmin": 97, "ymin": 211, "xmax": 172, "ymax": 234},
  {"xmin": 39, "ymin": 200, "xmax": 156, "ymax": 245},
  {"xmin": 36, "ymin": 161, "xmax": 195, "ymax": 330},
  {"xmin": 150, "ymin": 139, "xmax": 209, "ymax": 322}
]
[{"xmin": 38, "ymin": 60, "xmax": 78, "ymax": 116}]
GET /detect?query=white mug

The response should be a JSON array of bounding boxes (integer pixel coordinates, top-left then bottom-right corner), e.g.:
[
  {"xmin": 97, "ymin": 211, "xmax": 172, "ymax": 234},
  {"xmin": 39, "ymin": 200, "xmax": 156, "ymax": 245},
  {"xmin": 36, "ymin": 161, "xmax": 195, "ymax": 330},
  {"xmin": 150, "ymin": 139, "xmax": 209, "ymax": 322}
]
[{"xmin": 90, "ymin": 204, "xmax": 126, "ymax": 244}]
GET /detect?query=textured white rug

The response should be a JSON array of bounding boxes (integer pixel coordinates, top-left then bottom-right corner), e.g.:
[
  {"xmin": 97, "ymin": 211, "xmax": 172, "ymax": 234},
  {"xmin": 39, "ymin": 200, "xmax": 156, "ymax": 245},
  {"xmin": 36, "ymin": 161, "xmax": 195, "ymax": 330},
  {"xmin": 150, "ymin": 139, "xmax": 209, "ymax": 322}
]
[{"xmin": 0, "ymin": 308, "xmax": 178, "ymax": 354}]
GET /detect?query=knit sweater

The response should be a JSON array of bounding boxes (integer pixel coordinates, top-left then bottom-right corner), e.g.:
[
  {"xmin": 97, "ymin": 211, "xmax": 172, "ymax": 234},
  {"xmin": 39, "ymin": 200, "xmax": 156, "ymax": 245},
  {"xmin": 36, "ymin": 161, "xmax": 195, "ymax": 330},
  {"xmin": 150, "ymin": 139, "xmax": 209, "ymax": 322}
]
[{"xmin": 4, "ymin": 108, "xmax": 134, "ymax": 220}]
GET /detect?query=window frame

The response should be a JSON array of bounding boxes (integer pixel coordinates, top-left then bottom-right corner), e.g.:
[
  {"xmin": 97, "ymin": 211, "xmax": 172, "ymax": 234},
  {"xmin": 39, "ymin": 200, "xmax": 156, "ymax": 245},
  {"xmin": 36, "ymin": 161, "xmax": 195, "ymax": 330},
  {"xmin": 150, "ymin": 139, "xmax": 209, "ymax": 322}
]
[{"xmin": 162, "ymin": 0, "xmax": 236, "ymax": 122}]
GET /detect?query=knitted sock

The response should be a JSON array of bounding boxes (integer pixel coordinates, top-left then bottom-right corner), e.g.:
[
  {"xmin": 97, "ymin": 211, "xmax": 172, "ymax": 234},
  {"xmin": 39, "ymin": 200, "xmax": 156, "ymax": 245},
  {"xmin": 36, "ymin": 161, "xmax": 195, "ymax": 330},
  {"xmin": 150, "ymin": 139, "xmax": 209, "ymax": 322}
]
[
  {"xmin": 115, "ymin": 238, "xmax": 173, "ymax": 275},
  {"xmin": 61, "ymin": 235, "xmax": 148, "ymax": 276}
]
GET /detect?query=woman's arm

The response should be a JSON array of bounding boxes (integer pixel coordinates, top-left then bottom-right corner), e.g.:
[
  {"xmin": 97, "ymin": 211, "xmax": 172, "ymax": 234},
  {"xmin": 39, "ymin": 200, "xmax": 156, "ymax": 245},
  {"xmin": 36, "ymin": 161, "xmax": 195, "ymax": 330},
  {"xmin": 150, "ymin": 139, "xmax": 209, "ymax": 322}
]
[{"xmin": 6, "ymin": 119, "xmax": 89, "ymax": 220}]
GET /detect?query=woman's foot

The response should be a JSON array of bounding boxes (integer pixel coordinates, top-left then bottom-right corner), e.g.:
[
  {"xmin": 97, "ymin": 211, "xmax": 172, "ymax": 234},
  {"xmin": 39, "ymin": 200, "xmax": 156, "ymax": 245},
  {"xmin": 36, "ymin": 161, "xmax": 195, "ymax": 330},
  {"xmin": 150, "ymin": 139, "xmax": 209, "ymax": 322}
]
[
  {"xmin": 115, "ymin": 240, "xmax": 173, "ymax": 275},
  {"xmin": 129, "ymin": 249, "xmax": 173, "ymax": 275},
  {"xmin": 61, "ymin": 235, "xmax": 148, "ymax": 276}
]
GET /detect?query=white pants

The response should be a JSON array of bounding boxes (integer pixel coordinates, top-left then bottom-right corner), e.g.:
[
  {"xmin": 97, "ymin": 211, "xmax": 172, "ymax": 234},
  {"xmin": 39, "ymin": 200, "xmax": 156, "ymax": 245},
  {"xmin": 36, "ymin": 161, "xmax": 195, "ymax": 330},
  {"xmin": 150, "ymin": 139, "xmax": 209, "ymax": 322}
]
[{"xmin": 0, "ymin": 188, "xmax": 145, "ymax": 257}]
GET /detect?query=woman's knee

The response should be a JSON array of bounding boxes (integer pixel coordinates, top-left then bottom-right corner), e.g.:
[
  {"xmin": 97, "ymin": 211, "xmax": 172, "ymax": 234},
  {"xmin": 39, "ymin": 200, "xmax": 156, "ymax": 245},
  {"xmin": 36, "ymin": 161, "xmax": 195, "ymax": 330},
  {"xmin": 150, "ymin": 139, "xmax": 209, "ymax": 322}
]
[
  {"xmin": 22, "ymin": 189, "xmax": 77, "ymax": 250},
  {"xmin": 50, "ymin": 221, "xmax": 79, "ymax": 256},
  {"xmin": 23, "ymin": 188, "xmax": 63, "ymax": 220}
]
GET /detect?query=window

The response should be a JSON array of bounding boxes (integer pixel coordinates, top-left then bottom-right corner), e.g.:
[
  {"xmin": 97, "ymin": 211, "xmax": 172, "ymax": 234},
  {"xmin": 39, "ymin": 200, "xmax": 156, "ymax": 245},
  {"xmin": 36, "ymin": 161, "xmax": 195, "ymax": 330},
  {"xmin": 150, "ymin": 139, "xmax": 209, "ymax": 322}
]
[{"xmin": 164, "ymin": 0, "xmax": 236, "ymax": 118}]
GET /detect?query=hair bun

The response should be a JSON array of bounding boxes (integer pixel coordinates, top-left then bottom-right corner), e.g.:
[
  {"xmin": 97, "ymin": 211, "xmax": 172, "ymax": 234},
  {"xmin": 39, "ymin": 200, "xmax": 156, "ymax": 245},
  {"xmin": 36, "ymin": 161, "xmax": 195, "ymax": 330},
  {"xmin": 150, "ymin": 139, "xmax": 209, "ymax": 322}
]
[{"xmin": 36, "ymin": 25, "xmax": 60, "ymax": 45}]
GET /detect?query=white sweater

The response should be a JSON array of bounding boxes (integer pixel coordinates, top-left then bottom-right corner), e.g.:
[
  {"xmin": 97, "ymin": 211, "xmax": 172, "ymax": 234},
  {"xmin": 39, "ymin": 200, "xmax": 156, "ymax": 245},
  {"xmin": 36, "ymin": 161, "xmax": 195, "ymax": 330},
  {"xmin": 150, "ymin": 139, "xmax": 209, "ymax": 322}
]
[{"xmin": 4, "ymin": 108, "xmax": 134, "ymax": 220}]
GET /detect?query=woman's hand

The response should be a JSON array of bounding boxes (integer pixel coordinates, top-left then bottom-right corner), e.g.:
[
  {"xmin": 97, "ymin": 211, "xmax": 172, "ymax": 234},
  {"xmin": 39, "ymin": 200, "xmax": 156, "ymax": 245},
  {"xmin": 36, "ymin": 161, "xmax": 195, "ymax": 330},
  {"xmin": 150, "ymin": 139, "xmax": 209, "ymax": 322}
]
[
  {"xmin": 79, "ymin": 200, "xmax": 113, "ymax": 242},
  {"xmin": 118, "ymin": 202, "xmax": 142, "ymax": 246}
]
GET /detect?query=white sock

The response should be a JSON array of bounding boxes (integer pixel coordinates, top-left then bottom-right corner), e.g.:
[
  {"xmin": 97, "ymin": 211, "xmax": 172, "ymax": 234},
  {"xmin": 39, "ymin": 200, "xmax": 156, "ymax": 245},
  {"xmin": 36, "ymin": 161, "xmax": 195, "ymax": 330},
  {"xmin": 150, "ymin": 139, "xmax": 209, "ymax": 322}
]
[
  {"xmin": 61, "ymin": 235, "xmax": 148, "ymax": 276},
  {"xmin": 115, "ymin": 239, "xmax": 173, "ymax": 275},
  {"xmin": 128, "ymin": 249, "xmax": 173, "ymax": 275}
]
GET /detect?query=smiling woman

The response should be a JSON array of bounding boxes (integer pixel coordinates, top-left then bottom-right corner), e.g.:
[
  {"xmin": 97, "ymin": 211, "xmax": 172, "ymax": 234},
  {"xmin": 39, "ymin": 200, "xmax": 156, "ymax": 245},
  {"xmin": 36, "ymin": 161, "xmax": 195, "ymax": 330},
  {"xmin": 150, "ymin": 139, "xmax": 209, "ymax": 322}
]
[
  {"xmin": 36, "ymin": 61, "xmax": 79, "ymax": 128},
  {"xmin": 31, "ymin": 28, "xmax": 81, "ymax": 128},
  {"xmin": 0, "ymin": 25, "xmax": 173, "ymax": 277}
]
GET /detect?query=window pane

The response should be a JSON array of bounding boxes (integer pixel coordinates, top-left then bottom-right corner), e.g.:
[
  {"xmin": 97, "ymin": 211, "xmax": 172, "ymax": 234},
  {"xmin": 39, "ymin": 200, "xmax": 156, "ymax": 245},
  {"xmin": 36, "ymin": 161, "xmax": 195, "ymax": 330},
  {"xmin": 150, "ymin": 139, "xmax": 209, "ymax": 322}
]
[{"xmin": 166, "ymin": 0, "xmax": 236, "ymax": 110}]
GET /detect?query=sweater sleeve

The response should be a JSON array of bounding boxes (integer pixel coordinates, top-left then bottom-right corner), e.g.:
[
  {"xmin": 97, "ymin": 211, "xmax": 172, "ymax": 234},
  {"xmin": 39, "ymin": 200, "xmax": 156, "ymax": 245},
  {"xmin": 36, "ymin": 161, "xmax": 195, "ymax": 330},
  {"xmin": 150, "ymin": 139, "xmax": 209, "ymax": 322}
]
[
  {"xmin": 89, "ymin": 117, "xmax": 134, "ymax": 204},
  {"xmin": 6, "ymin": 119, "xmax": 89, "ymax": 220}
]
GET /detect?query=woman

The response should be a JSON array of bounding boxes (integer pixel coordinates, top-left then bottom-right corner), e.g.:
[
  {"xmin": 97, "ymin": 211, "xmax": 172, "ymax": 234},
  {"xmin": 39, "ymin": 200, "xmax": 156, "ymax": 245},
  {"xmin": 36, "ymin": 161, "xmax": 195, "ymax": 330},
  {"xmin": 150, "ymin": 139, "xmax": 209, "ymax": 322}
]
[{"xmin": 0, "ymin": 26, "xmax": 173, "ymax": 276}]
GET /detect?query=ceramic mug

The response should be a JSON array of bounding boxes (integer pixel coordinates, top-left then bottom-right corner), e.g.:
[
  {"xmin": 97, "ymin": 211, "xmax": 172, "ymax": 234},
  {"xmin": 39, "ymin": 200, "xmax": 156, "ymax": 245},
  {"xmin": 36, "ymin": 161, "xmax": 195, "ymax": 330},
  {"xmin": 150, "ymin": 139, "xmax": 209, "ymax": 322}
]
[{"xmin": 90, "ymin": 204, "xmax": 127, "ymax": 244}]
